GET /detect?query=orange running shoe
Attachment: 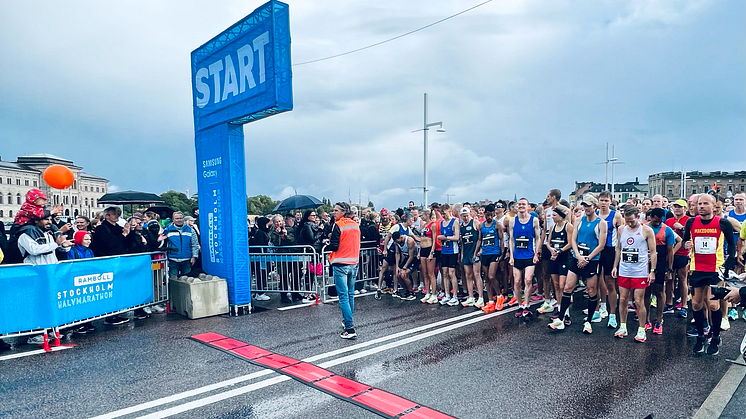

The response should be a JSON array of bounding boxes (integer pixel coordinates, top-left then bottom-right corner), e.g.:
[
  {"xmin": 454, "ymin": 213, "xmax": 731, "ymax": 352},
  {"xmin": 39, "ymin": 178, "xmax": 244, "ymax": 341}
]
[
  {"xmin": 507, "ymin": 296, "xmax": 519, "ymax": 307},
  {"xmin": 496, "ymin": 295, "xmax": 505, "ymax": 311},
  {"xmin": 482, "ymin": 301, "xmax": 496, "ymax": 313}
]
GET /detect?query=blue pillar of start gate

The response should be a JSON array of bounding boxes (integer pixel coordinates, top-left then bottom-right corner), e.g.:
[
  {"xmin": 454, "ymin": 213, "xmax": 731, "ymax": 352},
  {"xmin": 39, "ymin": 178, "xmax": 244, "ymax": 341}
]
[{"xmin": 191, "ymin": 0, "xmax": 292, "ymax": 315}]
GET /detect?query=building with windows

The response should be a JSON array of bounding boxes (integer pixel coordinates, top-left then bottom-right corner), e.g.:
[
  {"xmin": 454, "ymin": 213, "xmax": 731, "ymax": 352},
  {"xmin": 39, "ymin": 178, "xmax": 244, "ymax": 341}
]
[
  {"xmin": 0, "ymin": 154, "xmax": 108, "ymax": 222},
  {"xmin": 569, "ymin": 178, "xmax": 649, "ymax": 204},
  {"xmin": 648, "ymin": 170, "xmax": 746, "ymax": 200}
]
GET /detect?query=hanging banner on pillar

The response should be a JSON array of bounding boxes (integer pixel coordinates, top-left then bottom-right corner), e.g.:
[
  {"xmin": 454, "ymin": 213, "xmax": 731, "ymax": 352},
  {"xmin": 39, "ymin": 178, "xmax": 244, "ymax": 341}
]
[{"xmin": 191, "ymin": 0, "xmax": 292, "ymax": 308}]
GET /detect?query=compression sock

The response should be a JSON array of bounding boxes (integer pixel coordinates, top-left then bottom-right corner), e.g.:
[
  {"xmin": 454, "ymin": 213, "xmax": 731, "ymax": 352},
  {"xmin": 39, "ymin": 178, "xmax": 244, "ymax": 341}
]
[
  {"xmin": 693, "ymin": 308, "xmax": 706, "ymax": 336},
  {"xmin": 710, "ymin": 309, "xmax": 722, "ymax": 337},
  {"xmin": 559, "ymin": 292, "xmax": 572, "ymax": 318}
]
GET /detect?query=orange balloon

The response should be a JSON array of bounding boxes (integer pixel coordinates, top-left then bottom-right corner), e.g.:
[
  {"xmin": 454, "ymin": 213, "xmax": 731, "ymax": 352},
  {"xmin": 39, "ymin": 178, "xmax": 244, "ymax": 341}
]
[{"xmin": 43, "ymin": 165, "xmax": 75, "ymax": 189}]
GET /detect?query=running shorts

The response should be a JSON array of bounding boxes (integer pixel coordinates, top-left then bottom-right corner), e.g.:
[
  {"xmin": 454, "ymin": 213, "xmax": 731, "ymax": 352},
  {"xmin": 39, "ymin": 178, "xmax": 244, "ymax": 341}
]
[
  {"xmin": 481, "ymin": 253, "xmax": 499, "ymax": 266},
  {"xmin": 618, "ymin": 276, "xmax": 649, "ymax": 289},
  {"xmin": 384, "ymin": 250, "xmax": 396, "ymax": 266},
  {"xmin": 688, "ymin": 271, "xmax": 720, "ymax": 288},
  {"xmin": 672, "ymin": 255, "xmax": 690, "ymax": 270},
  {"xmin": 513, "ymin": 258, "xmax": 534, "ymax": 270},
  {"xmin": 548, "ymin": 252, "xmax": 569, "ymax": 276},
  {"xmin": 569, "ymin": 257, "xmax": 599, "ymax": 279},
  {"xmin": 440, "ymin": 253, "xmax": 458, "ymax": 269},
  {"xmin": 650, "ymin": 270, "xmax": 666, "ymax": 286},
  {"xmin": 599, "ymin": 246, "xmax": 616, "ymax": 276},
  {"xmin": 420, "ymin": 246, "xmax": 432, "ymax": 258},
  {"xmin": 462, "ymin": 252, "xmax": 475, "ymax": 266}
]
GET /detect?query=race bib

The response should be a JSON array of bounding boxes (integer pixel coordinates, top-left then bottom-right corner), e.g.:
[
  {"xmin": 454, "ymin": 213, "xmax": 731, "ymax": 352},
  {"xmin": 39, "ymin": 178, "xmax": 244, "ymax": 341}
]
[
  {"xmin": 551, "ymin": 238, "xmax": 564, "ymax": 250},
  {"xmin": 577, "ymin": 243, "xmax": 591, "ymax": 257},
  {"xmin": 694, "ymin": 236, "xmax": 716, "ymax": 255},
  {"xmin": 621, "ymin": 247, "xmax": 639, "ymax": 263},
  {"xmin": 462, "ymin": 232, "xmax": 474, "ymax": 245},
  {"xmin": 516, "ymin": 236, "xmax": 529, "ymax": 249},
  {"xmin": 483, "ymin": 234, "xmax": 496, "ymax": 247}
]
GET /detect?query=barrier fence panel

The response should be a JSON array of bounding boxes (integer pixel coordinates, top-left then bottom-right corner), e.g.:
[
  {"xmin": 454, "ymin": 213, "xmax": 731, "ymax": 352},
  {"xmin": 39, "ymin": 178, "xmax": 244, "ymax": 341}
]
[
  {"xmin": 0, "ymin": 252, "xmax": 168, "ymax": 339},
  {"xmin": 249, "ymin": 245, "xmax": 320, "ymax": 295},
  {"xmin": 321, "ymin": 242, "xmax": 381, "ymax": 303}
]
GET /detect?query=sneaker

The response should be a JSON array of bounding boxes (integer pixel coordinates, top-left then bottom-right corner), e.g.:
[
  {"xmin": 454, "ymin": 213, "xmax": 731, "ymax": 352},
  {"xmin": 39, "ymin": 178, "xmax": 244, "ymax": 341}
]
[
  {"xmin": 583, "ymin": 308, "xmax": 588, "ymax": 315},
  {"xmin": 614, "ymin": 326, "xmax": 628, "ymax": 338},
  {"xmin": 507, "ymin": 296, "xmax": 519, "ymax": 307},
  {"xmin": 564, "ymin": 315, "xmax": 572, "ymax": 326},
  {"xmin": 85, "ymin": 324, "xmax": 96, "ymax": 333},
  {"xmin": 721, "ymin": 318, "xmax": 730, "ymax": 331},
  {"xmin": 255, "ymin": 293, "xmax": 271, "ymax": 301},
  {"xmin": 302, "ymin": 294, "xmax": 317, "ymax": 303},
  {"xmin": 439, "ymin": 296, "xmax": 451, "ymax": 305},
  {"xmin": 693, "ymin": 337, "xmax": 705, "ymax": 354},
  {"xmin": 704, "ymin": 324, "xmax": 711, "ymax": 335},
  {"xmin": 728, "ymin": 308, "xmax": 738, "ymax": 321},
  {"xmin": 436, "ymin": 291, "xmax": 445, "ymax": 300},
  {"xmin": 375, "ymin": 290, "xmax": 382, "ymax": 300},
  {"xmin": 417, "ymin": 283, "xmax": 425, "ymax": 292},
  {"xmin": 599, "ymin": 306, "xmax": 609, "ymax": 319},
  {"xmin": 663, "ymin": 304, "xmax": 675, "ymax": 315},
  {"xmin": 353, "ymin": 290, "xmax": 361, "ymax": 295},
  {"xmin": 548, "ymin": 318, "xmax": 565, "ymax": 330},
  {"xmin": 653, "ymin": 323, "xmax": 663, "ymax": 335},
  {"xmin": 537, "ymin": 301, "xmax": 554, "ymax": 314},
  {"xmin": 531, "ymin": 295, "xmax": 543, "ymax": 302},
  {"xmin": 706, "ymin": 336, "xmax": 720, "ymax": 355},
  {"xmin": 462, "ymin": 297, "xmax": 476, "ymax": 307},
  {"xmin": 73, "ymin": 325, "xmax": 90, "ymax": 335},
  {"xmin": 133, "ymin": 309, "xmax": 150, "ymax": 320},
  {"xmin": 143, "ymin": 306, "xmax": 153, "ymax": 314},
  {"xmin": 27, "ymin": 334, "xmax": 45, "ymax": 345},
  {"xmin": 678, "ymin": 308, "xmax": 687, "ymax": 318},
  {"xmin": 582, "ymin": 322, "xmax": 593, "ymax": 334},
  {"xmin": 650, "ymin": 295, "xmax": 657, "ymax": 308},
  {"xmin": 402, "ymin": 293, "xmax": 417, "ymax": 301},
  {"xmin": 628, "ymin": 302, "xmax": 637, "ymax": 313},
  {"xmin": 607, "ymin": 314, "xmax": 618, "ymax": 329},
  {"xmin": 474, "ymin": 298, "xmax": 485, "ymax": 308},
  {"xmin": 482, "ymin": 301, "xmax": 496, "ymax": 313},
  {"xmin": 591, "ymin": 312, "xmax": 602, "ymax": 323},
  {"xmin": 686, "ymin": 325, "xmax": 699, "ymax": 337},
  {"xmin": 151, "ymin": 304, "xmax": 166, "ymax": 313},
  {"xmin": 495, "ymin": 295, "xmax": 506, "ymax": 311},
  {"xmin": 105, "ymin": 315, "xmax": 130, "ymax": 325},
  {"xmin": 675, "ymin": 301, "xmax": 683, "ymax": 310},
  {"xmin": 427, "ymin": 295, "xmax": 438, "ymax": 304},
  {"xmin": 420, "ymin": 293, "xmax": 431, "ymax": 303},
  {"xmin": 522, "ymin": 308, "xmax": 533, "ymax": 318},
  {"xmin": 340, "ymin": 329, "xmax": 357, "ymax": 339},
  {"xmin": 550, "ymin": 298, "xmax": 558, "ymax": 307},
  {"xmin": 447, "ymin": 297, "xmax": 460, "ymax": 306},
  {"xmin": 634, "ymin": 329, "xmax": 647, "ymax": 342},
  {"xmin": 644, "ymin": 322, "xmax": 652, "ymax": 331}
]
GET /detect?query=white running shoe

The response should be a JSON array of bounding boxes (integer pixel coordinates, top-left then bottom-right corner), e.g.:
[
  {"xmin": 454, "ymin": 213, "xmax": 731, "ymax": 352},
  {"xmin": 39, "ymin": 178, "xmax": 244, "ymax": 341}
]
[
  {"xmin": 427, "ymin": 295, "xmax": 438, "ymax": 304},
  {"xmin": 614, "ymin": 326, "xmax": 628, "ymax": 338},
  {"xmin": 634, "ymin": 329, "xmax": 646, "ymax": 342},
  {"xmin": 474, "ymin": 298, "xmax": 485, "ymax": 308},
  {"xmin": 537, "ymin": 301, "xmax": 554, "ymax": 313},
  {"xmin": 462, "ymin": 297, "xmax": 476, "ymax": 307},
  {"xmin": 599, "ymin": 306, "xmax": 609, "ymax": 319},
  {"xmin": 721, "ymin": 318, "xmax": 731, "ymax": 331},
  {"xmin": 447, "ymin": 297, "xmax": 460, "ymax": 306},
  {"xmin": 582, "ymin": 322, "xmax": 593, "ymax": 334},
  {"xmin": 582, "ymin": 308, "xmax": 589, "ymax": 315},
  {"xmin": 420, "ymin": 293, "xmax": 431, "ymax": 303},
  {"xmin": 439, "ymin": 296, "xmax": 452, "ymax": 305},
  {"xmin": 548, "ymin": 318, "xmax": 565, "ymax": 330}
]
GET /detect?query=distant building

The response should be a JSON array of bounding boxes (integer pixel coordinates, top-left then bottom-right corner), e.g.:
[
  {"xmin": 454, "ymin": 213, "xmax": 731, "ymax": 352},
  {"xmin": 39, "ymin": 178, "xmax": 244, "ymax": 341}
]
[
  {"xmin": 570, "ymin": 178, "xmax": 648, "ymax": 204},
  {"xmin": 0, "ymin": 154, "xmax": 109, "ymax": 222},
  {"xmin": 648, "ymin": 170, "xmax": 746, "ymax": 200}
]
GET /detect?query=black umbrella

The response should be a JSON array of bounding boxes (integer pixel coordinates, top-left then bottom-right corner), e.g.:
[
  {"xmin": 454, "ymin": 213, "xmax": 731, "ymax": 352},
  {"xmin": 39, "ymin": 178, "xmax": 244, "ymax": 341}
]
[
  {"xmin": 144, "ymin": 206, "xmax": 175, "ymax": 220},
  {"xmin": 99, "ymin": 190, "xmax": 165, "ymax": 205},
  {"xmin": 273, "ymin": 195, "xmax": 322, "ymax": 212}
]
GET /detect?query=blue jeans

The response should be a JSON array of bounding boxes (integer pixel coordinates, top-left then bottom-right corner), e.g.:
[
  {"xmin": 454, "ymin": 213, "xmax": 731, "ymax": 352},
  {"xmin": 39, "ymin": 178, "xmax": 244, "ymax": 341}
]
[
  {"xmin": 169, "ymin": 259, "xmax": 192, "ymax": 279},
  {"xmin": 333, "ymin": 264, "xmax": 358, "ymax": 330}
]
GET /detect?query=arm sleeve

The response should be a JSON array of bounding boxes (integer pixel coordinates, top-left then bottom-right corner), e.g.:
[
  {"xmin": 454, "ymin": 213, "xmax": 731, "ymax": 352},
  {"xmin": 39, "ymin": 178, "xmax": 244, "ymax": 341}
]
[
  {"xmin": 328, "ymin": 224, "xmax": 341, "ymax": 252},
  {"xmin": 682, "ymin": 217, "xmax": 695, "ymax": 242}
]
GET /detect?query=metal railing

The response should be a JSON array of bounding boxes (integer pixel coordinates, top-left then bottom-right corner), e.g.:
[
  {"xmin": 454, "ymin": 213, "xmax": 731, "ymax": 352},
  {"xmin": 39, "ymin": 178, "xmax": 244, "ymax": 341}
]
[
  {"xmin": 249, "ymin": 245, "xmax": 320, "ymax": 295},
  {"xmin": 320, "ymin": 241, "xmax": 380, "ymax": 302}
]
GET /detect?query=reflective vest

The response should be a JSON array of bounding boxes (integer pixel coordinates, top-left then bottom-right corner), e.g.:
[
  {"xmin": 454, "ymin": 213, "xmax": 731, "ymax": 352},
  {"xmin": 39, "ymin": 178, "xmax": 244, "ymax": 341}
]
[{"xmin": 329, "ymin": 218, "xmax": 360, "ymax": 265}]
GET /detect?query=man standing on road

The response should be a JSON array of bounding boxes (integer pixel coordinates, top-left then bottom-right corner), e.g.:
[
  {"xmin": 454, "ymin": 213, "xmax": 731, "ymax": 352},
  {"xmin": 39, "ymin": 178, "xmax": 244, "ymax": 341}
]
[
  {"xmin": 538, "ymin": 189, "xmax": 561, "ymax": 315},
  {"xmin": 328, "ymin": 202, "xmax": 361, "ymax": 339},
  {"xmin": 682, "ymin": 193, "xmax": 737, "ymax": 355},
  {"xmin": 644, "ymin": 208, "xmax": 680, "ymax": 336},
  {"xmin": 665, "ymin": 199, "xmax": 691, "ymax": 318},
  {"xmin": 160, "ymin": 211, "xmax": 199, "ymax": 279},
  {"xmin": 509, "ymin": 198, "xmax": 541, "ymax": 317},
  {"xmin": 596, "ymin": 191, "xmax": 624, "ymax": 328}
]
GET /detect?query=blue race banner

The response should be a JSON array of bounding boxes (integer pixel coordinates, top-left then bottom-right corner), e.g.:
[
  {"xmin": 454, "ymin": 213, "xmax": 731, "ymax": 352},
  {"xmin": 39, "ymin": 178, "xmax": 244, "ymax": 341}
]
[
  {"xmin": 0, "ymin": 254, "xmax": 154, "ymax": 335},
  {"xmin": 191, "ymin": 0, "xmax": 292, "ymax": 310}
]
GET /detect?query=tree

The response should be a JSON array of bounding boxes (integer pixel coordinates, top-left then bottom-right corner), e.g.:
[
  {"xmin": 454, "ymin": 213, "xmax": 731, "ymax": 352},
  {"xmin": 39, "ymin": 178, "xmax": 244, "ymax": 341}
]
[
  {"xmin": 246, "ymin": 195, "xmax": 280, "ymax": 215},
  {"xmin": 160, "ymin": 191, "xmax": 198, "ymax": 215},
  {"xmin": 316, "ymin": 197, "xmax": 332, "ymax": 215}
]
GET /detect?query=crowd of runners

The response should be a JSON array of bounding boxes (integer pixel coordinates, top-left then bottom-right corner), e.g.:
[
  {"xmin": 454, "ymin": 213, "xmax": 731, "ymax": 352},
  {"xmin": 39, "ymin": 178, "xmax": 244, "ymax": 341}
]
[{"xmin": 372, "ymin": 190, "xmax": 746, "ymax": 355}]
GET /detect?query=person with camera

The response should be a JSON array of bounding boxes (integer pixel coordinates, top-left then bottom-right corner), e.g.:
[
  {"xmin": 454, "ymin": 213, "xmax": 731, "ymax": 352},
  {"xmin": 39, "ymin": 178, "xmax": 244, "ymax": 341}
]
[{"xmin": 682, "ymin": 193, "xmax": 737, "ymax": 355}]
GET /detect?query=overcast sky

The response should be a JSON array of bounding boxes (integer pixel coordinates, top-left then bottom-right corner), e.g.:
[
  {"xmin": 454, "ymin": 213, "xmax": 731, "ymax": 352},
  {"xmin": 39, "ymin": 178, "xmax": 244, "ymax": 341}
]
[{"xmin": 1, "ymin": 0, "xmax": 743, "ymax": 209}]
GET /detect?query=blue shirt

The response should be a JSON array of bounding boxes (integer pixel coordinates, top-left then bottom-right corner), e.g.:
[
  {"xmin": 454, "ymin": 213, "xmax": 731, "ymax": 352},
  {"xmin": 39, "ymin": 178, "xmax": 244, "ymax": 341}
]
[{"xmin": 513, "ymin": 214, "xmax": 535, "ymax": 259}]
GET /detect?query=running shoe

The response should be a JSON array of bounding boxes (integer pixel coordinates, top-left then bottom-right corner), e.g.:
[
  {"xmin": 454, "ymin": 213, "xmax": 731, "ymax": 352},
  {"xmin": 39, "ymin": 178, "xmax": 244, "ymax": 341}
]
[
  {"xmin": 482, "ymin": 301, "xmax": 496, "ymax": 313},
  {"xmin": 582, "ymin": 321, "xmax": 593, "ymax": 334},
  {"xmin": 650, "ymin": 295, "xmax": 657, "ymax": 308},
  {"xmin": 439, "ymin": 296, "xmax": 451, "ymax": 305},
  {"xmin": 653, "ymin": 323, "xmax": 663, "ymax": 335},
  {"xmin": 548, "ymin": 318, "xmax": 565, "ymax": 330},
  {"xmin": 634, "ymin": 329, "xmax": 646, "ymax": 342},
  {"xmin": 628, "ymin": 302, "xmax": 637, "ymax": 313},
  {"xmin": 474, "ymin": 298, "xmax": 485, "ymax": 308},
  {"xmin": 537, "ymin": 301, "xmax": 554, "ymax": 314},
  {"xmin": 447, "ymin": 297, "xmax": 460, "ymax": 306},
  {"xmin": 375, "ymin": 290, "xmax": 382, "ymax": 300},
  {"xmin": 531, "ymin": 295, "xmax": 544, "ymax": 302},
  {"xmin": 675, "ymin": 301, "xmax": 683, "ymax": 310},
  {"xmin": 721, "ymin": 318, "xmax": 730, "ymax": 331},
  {"xmin": 704, "ymin": 324, "xmax": 711, "ymax": 335},
  {"xmin": 105, "ymin": 315, "xmax": 130, "ymax": 325},
  {"xmin": 462, "ymin": 297, "xmax": 476, "ymax": 307},
  {"xmin": 590, "ymin": 311, "xmax": 602, "ymax": 323},
  {"xmin": 522, "ymin": 308, "xmax": 533, "ymax": 318},
  {"xmin": 706, "ymin": 336, "xmax": 720, "ymax": 355},
  {"xmin": 507, "ymin": 296, "xmax": 519, "ymax": 307},
  {"xmin": 564, "ymin": 315, "xmax": 572, "ymax": 326},
  {"xmin": 678, "ymin": 308, "xmax": 687, "ymax": 318},
  {"xmin": 582, "ymin": 309, "xmax": 588, "ymax": 315},
  {"xmin": 340, "ymin": 329, "xmax": 357, "ymax": 339},
  {"xmin": 402, "ymin": 293, "xmax": 416, "ymax": 301},
  {"xmin": 599, "ymin": 306, "xmax": 609, "ymax": 319},
  {"xmin": 644, "ymin": 322, "xmax": 652, "ymax": 331},
  {"xmin": 607, "ymin": 314, "xmax": 618, "ymax": 329},
  {"xmin": 420, "ymin": 293, "xmax": 431, "ymax": 303},
  {"xmin": 686, "ymin": 326, "xmax": 699, "ymax": 337},
  {"xmin": 417, "ymin": 283, "xmax": 425, "ymax": 293},
  {"xmin": 728, "ymin": 308, "xmax": 738, "ymax": 321},
  {"xmin": 614, "ymin": 326, "xmax": 628, "ymax": 338},
  {"xmin": 436, "ymin": 291, "xmax": 445, "ymax": 300},
  {"xmin": 495, "ymin": 295, "xmax": 505, "ymax": 311},
  {"xmin": 693, "ymin": 337, "xmax": 705, "ymax": 354},
  {"xmin": 427, "ymin": 295, "xmax": 438, "ymax": 304},
  {"xmin": 663, "ymin": 304, "xmax": 675, "ymax": 315}
]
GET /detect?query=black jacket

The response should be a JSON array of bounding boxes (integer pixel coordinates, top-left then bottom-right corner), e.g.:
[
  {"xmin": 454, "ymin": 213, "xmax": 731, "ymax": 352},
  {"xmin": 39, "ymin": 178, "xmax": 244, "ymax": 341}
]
[
  {"xmin": 297, "ymin": 222, "xmax": 325, "ymax": 252},
  {"xmin": 92, "ymin": 221, "xmax": 135, "ymax": 257}
]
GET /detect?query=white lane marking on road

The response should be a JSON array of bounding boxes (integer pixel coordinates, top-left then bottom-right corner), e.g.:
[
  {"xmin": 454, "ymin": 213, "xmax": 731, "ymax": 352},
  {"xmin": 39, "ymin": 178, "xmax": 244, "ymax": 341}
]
[
  {"xmin": 0, "ymin": 345, "xmax": 73, "ymax": 361},
  {"xmin": 692, "ymin": 363, "xmax": 746, "ymax": 419},
  {"xmin": 133, "ymin": 304, "xmax": 532, "ymax": 419},
  {"xmin": 90, "ymin": 309, "xmax": 483, "ymax": 419}
]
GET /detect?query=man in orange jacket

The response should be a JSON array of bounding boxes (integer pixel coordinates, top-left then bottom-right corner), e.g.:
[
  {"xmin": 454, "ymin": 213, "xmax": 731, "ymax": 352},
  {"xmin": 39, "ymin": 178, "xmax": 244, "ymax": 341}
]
[{"xmin": 328, "ymin": 202, "xmax": 361, "ymax": 339}]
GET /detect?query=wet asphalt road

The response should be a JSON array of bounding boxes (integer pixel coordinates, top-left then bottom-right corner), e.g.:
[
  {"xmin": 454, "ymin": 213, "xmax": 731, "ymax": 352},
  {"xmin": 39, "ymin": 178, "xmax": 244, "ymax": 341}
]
[{"xmin": 1, "ymin": 292, "xmax": 744, "ymax": 419}]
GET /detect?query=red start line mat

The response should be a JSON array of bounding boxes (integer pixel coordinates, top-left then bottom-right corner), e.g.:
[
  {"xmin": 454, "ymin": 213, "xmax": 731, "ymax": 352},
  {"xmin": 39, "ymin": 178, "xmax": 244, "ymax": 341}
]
[{"xmin": 191, "ymin": 332, "xmax": 457, "ymax": 419}]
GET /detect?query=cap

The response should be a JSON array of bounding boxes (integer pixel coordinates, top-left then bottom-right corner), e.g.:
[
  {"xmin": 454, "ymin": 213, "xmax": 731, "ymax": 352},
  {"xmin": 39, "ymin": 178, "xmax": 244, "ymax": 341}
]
[
  {"xmin": 380, "ymin": 208, "xmax": 388, "ymax": 215},
  {"xmin": 459, "ymin": 207, "xmax": 470, "ymax": 215},
  {"xmin": 581, "ymin": 194, "xmax": 598, "ymax": 206},
  {"xmin": 673, "ymin": 199, "xmax": 688, "ymax": 207}
]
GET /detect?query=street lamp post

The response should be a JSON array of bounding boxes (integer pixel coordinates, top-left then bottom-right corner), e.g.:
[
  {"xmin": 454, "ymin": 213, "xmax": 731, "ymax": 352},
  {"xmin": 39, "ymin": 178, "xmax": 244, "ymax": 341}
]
[{"xmin": 412, "ymin": 93, "xmax": 445, "ymax": 208}]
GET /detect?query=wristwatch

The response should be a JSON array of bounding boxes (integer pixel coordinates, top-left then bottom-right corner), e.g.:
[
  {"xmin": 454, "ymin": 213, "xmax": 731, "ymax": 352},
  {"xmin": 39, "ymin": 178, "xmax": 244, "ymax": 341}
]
[{"xmin": 650, "ymin": 268, "xmax": 656, "ymax": 273}]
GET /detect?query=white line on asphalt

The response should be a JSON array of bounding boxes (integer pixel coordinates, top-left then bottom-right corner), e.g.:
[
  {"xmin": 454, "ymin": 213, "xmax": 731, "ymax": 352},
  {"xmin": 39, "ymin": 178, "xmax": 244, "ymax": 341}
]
[
  {"xmin": 132, "ymin": 304, "xmax": 532, "ymax": 419},
  {"xmin": 91, "ymin": 309, "xmax": 484, "ymax": 419},
  {"xmin": 692, "ymin": 363, "xmax": 746, "ymax": 419},
  {"xmin": 0, "ymin": 345, "xmax": 73, "ymax": 361}
]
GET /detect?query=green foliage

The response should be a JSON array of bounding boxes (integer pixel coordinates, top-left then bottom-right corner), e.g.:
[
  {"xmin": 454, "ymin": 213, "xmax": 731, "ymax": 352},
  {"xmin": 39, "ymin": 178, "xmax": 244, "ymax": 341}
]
[
  {"xmin": 160, "ymin": 191, "xmax": 198, "ymax": 215},
  {"xmin": 247, "ymin": 195, "xmax": 280, "ymax": 215},
  {"xmin": 316, "ymin": 197, "xmax": 333, "ymax": 215}
]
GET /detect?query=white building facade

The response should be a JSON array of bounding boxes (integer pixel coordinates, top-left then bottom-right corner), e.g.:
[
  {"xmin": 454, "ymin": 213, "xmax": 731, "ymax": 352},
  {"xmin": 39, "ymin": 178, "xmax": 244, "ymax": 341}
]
[{"xmin": 0, "ymin": 154, "xmax": 109, "ymax": 222}]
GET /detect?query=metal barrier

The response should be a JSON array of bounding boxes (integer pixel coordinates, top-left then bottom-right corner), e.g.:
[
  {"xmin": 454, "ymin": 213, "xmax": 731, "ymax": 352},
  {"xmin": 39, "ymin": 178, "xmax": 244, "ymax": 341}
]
[
  {"xmin": 320, "ymin": 241, "xmax": 380, "ymax": 303},
  {"xmin": 249, "ymin": 245, "xmax": 320, "ymax": 295},
  {"xmin": 0, "ymin": 252, "xmax": 168, "ymax": 341}
]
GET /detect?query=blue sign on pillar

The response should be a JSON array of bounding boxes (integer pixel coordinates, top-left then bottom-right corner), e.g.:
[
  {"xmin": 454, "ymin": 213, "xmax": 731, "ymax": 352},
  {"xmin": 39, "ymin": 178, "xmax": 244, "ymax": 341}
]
[{"xmin": 191, "ymin": 0, "xmax": 292, "ymax": 313}]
